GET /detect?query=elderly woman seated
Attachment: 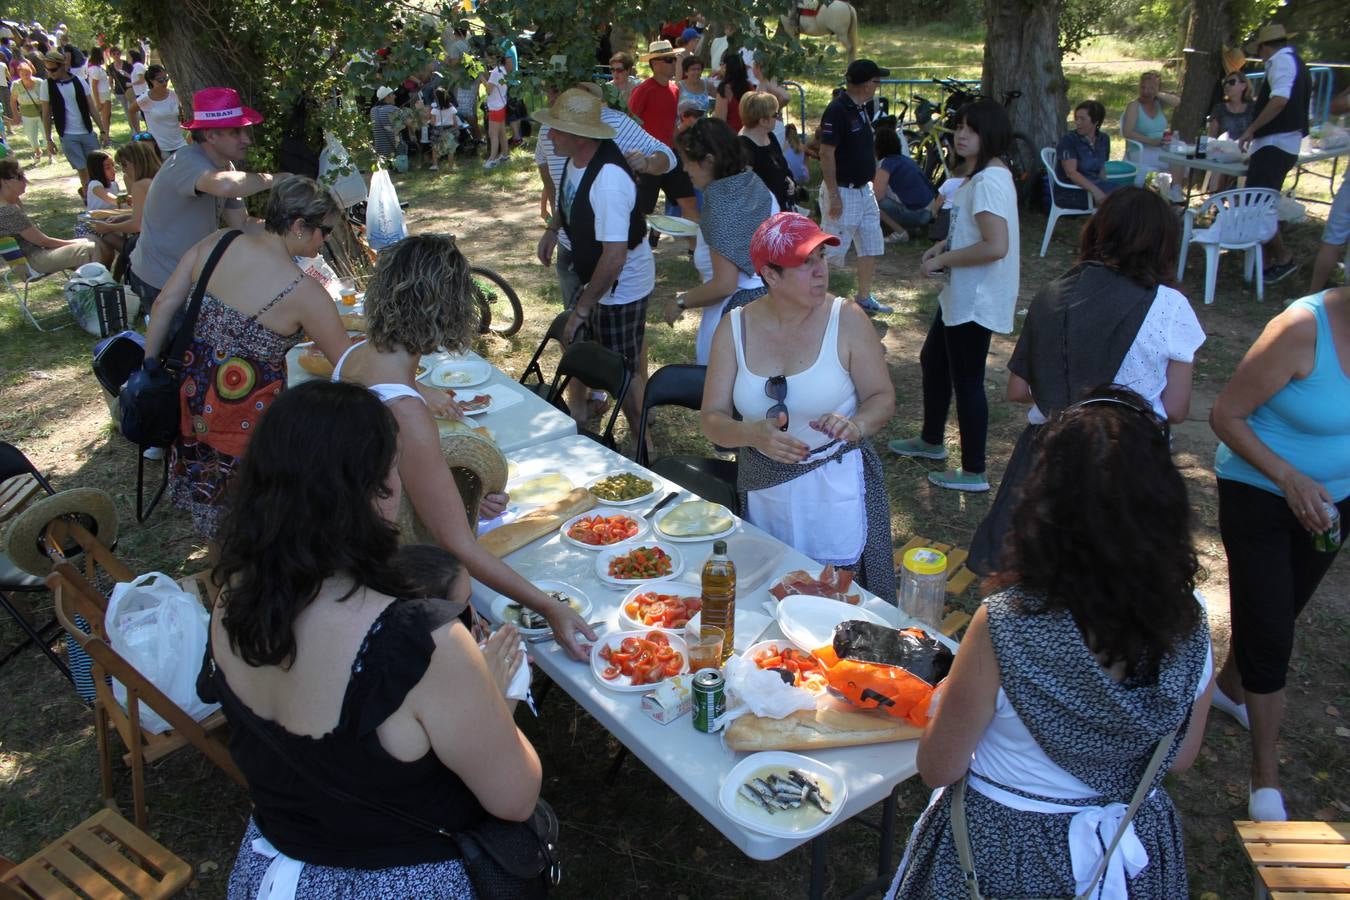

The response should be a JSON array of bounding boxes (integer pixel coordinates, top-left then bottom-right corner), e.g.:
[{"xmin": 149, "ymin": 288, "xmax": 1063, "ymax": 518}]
[
  {"xmin": 0, "ymin": 157, "xmax": 97, "ymax": 272},
  {"xmin": 1055, "ymin": 100, "xmax": 1117, "ymax": 209}
]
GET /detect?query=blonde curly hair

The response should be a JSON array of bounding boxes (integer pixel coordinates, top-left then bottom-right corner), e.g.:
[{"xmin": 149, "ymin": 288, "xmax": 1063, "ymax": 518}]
[{"xmin": 364, "ymin": 234, "xmax": 478, "ymax": 356}]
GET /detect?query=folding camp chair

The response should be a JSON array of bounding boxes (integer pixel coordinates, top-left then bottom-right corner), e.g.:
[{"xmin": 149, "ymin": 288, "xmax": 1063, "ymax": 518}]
[{"xmin": 0, "ymin": 235, "xmax": 72, "ymax": 331}]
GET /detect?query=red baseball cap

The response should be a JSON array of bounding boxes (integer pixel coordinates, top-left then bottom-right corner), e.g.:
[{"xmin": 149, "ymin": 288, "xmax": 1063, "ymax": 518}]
[{"xmin": 749, "ymin": 212, "xmax": 840, "ymax": 275}]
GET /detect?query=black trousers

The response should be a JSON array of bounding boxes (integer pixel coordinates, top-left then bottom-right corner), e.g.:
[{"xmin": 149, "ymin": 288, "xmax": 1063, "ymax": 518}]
[
  {"xmin": 919, "ymin": 307, "xmax": 993, "ymax": 473},
  {"xmin": 1218, "ymin": 478, "xmax": 1348, "ymax": 694}
]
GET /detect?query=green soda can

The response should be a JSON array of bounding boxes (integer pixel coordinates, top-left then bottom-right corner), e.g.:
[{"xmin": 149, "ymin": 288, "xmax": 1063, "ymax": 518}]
[
  {"xmin": 1313, "ymin": 501, "xmax": 1341, "ymax": 553},
  {"xmin": 692, "ymin": 670, "xmax": 726, "ymax": 733}
]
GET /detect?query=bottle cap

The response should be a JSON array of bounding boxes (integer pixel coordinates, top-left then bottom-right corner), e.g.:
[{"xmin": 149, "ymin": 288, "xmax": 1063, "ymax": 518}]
[
  {"xmin": 902, "ymin": 547, "xmax": 947, "ymax": 576},
  {"xmin": 713, "ymin": 540, "xmax": 727, "ymax": 555}
]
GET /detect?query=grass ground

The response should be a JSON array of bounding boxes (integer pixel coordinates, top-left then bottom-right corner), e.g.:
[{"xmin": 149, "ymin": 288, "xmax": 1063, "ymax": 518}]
[{"xmin": 2, "ymin": 22, "xmax": 1348, "ymax": 898}]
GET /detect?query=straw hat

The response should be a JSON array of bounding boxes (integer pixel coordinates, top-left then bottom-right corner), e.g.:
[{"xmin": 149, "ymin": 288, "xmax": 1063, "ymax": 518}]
[
  {"xmin": 532, "ymin": 88, "xmax": 616, "ymax": 140},
  {"xmin": 4, "ymin": 487, "xmax": 118, "ymax": 576},
  {"xmin": 639, "ymin": 39, "xmax": 687, "ymax": 63},
  {"xmin": 1221, "ymin": 46, "xmax": 1247, "ymax": 75},
  {"xmin": 1245, "ymin": 23, "xmax": 1296, "ymax": 55},
  {"xmin": 396, "ymin": 423, "xmax": 507, "ymax": 544}
]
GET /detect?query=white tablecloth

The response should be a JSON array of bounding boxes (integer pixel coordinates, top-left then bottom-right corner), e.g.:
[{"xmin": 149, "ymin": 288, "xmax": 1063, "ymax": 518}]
[
  {"xmin": 474, "ymin": 433, "xmax": 954, "ymax": 861},
  {"xmin": 286, "ymin": 343, "xmax": 576, "ymax": 455}
]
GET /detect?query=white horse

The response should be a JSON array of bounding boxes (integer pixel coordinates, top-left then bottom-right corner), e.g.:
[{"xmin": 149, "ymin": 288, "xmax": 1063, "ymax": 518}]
[{"xmin": 780, "ymin": 0, "xmax": 859, "ymax": 62}]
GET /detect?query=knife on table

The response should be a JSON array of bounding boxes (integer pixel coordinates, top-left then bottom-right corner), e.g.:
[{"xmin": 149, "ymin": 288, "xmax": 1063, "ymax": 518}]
[{"xmin": 643, "ymin": 491, "xmax": 680, "ymax": 521}]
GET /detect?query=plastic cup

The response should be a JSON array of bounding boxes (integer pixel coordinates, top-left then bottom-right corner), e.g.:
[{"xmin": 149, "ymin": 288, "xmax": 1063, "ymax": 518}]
[
  {"xmin": 687, "ymin": 624, "xmax": 725, "ymax": 672},
  {"xmin": 338, "ymin": 277, "xmax": 358, "ymax": 307}
]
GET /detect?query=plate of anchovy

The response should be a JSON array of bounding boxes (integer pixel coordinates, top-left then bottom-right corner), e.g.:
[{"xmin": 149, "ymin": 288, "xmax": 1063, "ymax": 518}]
[{"xmin": 718, "ymin": 751, "xmax": 847, "ymax": 840}]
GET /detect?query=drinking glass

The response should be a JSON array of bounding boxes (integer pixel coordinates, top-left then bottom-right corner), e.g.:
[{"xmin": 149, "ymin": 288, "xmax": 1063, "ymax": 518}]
[{"xmin": 687, "ymin": 624, "xmax": 725, "ymax": 672}]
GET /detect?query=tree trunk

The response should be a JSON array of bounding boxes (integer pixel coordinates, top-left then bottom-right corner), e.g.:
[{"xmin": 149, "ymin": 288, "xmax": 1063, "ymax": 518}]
[
  {"xmin": 982, "ymin": 0, "xmax": 1067, "ymax": 154},
  {"xmin": 1173, "ymin": 0, "xmax": 1229, "ymax": 142},
  {"xmin": 149, "ymin": 10, "xmax": 259, "ymax": 120}
]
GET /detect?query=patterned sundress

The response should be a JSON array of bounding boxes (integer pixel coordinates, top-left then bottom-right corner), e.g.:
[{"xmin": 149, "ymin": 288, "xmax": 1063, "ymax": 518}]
[
  {"xmin": 170, "ymin": 279, "xmax": 304, "ymax": 538},
  {"xmin": 888, "ymin": 587, "xmax": 1209, "ymax": 899}
]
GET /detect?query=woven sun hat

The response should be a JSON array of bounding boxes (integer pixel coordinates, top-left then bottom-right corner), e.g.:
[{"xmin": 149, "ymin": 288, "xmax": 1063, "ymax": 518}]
[
  {"xmin": 180, "ymin": 86, "xmax": 264, "ymax": 130},
  {"xmin": 396, "ymin": 421, "xmax": 508, "ymax": 544},
  {"xmin": 532, "ymin": 88, "xmax": 616, "ymax": 140},
  {"xmin": 4, "ymin": 487, "xmax": 118, "ymax": 576},
  {"xmin": 639, "ymin": 39, "xmax": 687, "ymax": 63},
  {"xmin": 1245, "ymin": 23, "xmax": 1296, "ymax": 56}
]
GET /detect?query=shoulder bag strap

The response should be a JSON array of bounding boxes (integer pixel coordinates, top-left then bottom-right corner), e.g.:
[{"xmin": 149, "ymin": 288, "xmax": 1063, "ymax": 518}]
[
  {"xmin": 162, "ymin": 228, "xmax": 243, "ymax": 372},
  {"xmin": 949, "ymin": 729, "xmax": 1177, "ymax": 900}
]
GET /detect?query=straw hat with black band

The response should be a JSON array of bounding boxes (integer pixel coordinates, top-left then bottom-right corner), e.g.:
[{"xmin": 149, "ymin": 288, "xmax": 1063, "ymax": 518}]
[
  {"xmin": 638, "ymin": 39, "xmax": 686, "ymax": 63},
  {"xmin": 1245, "ymin": 23, "xmax": 1296, "ymax": 56},
  {"xmin": 4, "ymin": 487, "xmax": 118, "ymax": 577},
  {"xmin": 532, "ymin": 88, "xmax": 617, "ymax": 139}
]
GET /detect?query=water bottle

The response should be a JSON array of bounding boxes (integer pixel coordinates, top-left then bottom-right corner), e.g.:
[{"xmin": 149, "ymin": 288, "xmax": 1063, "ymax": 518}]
[
  {"xmin": 1196, "ymin": 119, "xmax": 1210, "ymax": 159},
  {"xmin": 898, "ymin": 547, "xmax": 947, "ymax": 627}
]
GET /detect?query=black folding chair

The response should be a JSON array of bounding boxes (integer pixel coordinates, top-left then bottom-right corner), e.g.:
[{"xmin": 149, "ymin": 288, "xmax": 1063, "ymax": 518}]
[
  {"xmin": 519, "ymin": 310, "xmax": 588, "ymax": 399},
  {"xmin": 632, "ymin": 364, "xmax": 738, "ymax": 512},
  {"xmin": 544, "ymin": 340, "xmax": 631, "ymax": 450},
  {"xmin": 91, "ymin": 332, "xmax": 170, "ymax": 523}
]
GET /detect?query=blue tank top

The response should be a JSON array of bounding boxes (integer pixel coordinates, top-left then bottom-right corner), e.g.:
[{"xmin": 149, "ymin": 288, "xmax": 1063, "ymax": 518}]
[
  {"xmin": 1131, "ymin": 101, "xmax": 1168, "ymax": 140},
  {"xmin": 1215, "ymin": 292, "xmax": 1350, "ymax": 501}
]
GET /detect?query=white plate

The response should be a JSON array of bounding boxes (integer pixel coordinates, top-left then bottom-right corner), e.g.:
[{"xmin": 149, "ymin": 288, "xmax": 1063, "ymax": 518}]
[
  {"xmin": 456, "ymin": 383, "xmax": 522, "ymax": 417},
  {"xmin": 558, "ymin": 508, "xmax": 649, "ymax": 551},
  {"xmin": 618, "ymin": 580, "xmax": 703, "ymax": 631},
  {"xmin": 489, "ymin": 581, "xmax": 591, "ymax": 635},
  {"xmin": 584, "ymin": 472, "xmax": 659, "ymax": 507},
  {"xmin": 594, "ymin": 542, "xmax": 684, "ymax": 587},
  {"xmin": 646, "ymin": 214, "xmax": 699, "ymax": 237},
  {"xmin": 427, "ymin": 358, "xmax": 491, "ymax": 389},
  {"xmin": 775, "ymin": 594, "xmax": 892, "ymax": 653},
  {"xmin": 653, "ymin": 500, "xmax": 738, "ymax": 543},
  {"xmin": 718, "ymin": 751, "xmax": 847, "ymax": 840},
  {"xmin": 590, "ymin": 629, "xmax": 689, "ymax": 691}
]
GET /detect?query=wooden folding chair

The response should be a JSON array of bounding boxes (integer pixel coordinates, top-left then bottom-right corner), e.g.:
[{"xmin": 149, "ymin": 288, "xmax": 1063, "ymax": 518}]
[
  {"xmin": 0, "ymin": 807, "xmax": 191, "ymax": 898},
  {"xmin": 44, "ymin": 519, "xmax": 245, "ymax": 829}
]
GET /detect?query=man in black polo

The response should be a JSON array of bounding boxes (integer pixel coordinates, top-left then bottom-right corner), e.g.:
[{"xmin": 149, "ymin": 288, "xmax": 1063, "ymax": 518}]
[
  {"xmin": 1237, "ymin": 23, "xmax": 1310, "ymax": 284},
  {"xmin": 819, "ymin": 58, "xmax": 891, "ymax": 314}
]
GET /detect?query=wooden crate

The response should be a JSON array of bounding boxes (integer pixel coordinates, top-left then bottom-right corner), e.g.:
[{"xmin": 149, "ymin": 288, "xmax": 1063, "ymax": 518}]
[
  {"xmin": 895, "ymin": 537, "xmax": 978, "ymax": 598},
  {"xmin": 1235, "ymin": 819, "xmax": 1350, "ymax": 899}
]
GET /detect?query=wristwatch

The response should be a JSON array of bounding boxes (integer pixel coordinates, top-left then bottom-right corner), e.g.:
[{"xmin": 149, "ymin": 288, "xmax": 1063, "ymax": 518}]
[{"xmin": 675, "ymin": 294, "xmax": 686, "ymax": 310}]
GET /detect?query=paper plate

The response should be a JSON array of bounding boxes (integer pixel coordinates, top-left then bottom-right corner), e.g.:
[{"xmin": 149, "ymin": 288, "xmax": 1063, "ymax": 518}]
[
  {"xmin": 775, "ymin": 595, "xmax": 891, "ymax": 653},
  {"xmin": 594, "ymin": 542, "xmax": 684, "ymax": 587},
  {"xmin": 647, "ymin": 214, "xmax": 699, "ymax": 237},
  {"xmin": 653, "ymin": 500, "xmax": 737, "ymax": 543},
  {"xmin": 618, "ymin": 580, "xmax": 703, "ymax": 631},
  {"xmin": 584, "ymin": 472, "xmax": 659, "ymax": 507},
  {"xmin": 559, "ymin": 508, "xmax": 649, "ymax": 551},
  {"xmin": 428, "ymin": 358, "xmax": 491, "ymax": 389},
  {"xmin": 718, "ymin": 751, "xmax": 847, "ymax": 840},
  {"xmin": 489, "ymin": 581, "xmax": 591, "ymax": 635},
  {"xmin": 590, "ymin": 629, "xmax": 690, "ymax": 692}
]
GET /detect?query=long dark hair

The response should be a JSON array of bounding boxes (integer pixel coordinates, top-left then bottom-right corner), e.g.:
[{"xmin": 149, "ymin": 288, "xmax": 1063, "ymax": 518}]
[
  {"xmin": 213, "ymin": 381, "xmax": 414, "ymax": 668},
  {"xmin": 676, "ymin": 116, "xmax": 745, "ymax": 180},
  {"xmin": 955, "ymin": 98, "xmax": 1011, "ymax": 175},
  {"xmin": 721, "ymin": 51, "xmax": 751, "ymax": 100},
  {"xmin": 1078, "ymin": 187, "xmax": 1180, "ymax": 291},
  {"xmin": 1001, "ymin": 386, "xmax": 1200, "ymax": 679}
]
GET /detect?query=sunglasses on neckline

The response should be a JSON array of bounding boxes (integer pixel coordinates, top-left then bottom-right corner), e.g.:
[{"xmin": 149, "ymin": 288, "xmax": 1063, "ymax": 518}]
[{"xmin": 765, "ymin": 375, "xmax": 789, "ymax": 431}]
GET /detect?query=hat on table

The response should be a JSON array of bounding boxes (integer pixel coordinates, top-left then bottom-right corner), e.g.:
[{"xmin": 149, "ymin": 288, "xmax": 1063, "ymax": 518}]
[
  {"xmin": 845, "ymin": 59, "xmax": 890, "ymax": 84},
  {"xmin": 532, "ymin": 87, "xmax": 616, "ymax": 139},
  {"xmin": 1245, "ymin": 23, "xmax": 1296, "ymax": 55},
  {"xmin": 180, "ymin": 86, "xmax": 264, "ymax": 130},
  {"xmin": 750, "ymin": 212, "xmax": 840, "ymax": 275},
  {"xmin": 639, "ymin": 39, "xmax": 687, "ymax": 63}
]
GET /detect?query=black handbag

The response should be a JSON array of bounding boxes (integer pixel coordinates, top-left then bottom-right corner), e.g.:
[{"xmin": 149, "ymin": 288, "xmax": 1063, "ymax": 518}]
[{"xmin": 118, "ymin": 230, "xmax": 242, "ymax": 448}]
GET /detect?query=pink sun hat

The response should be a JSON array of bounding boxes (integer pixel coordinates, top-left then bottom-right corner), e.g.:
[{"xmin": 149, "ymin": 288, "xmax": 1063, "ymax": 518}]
[{"xmin": 181, "ymin": 86, "xmax": 264, "ymax": 130}]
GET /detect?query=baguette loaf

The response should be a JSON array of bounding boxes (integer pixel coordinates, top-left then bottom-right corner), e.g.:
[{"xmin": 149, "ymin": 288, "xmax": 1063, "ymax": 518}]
[
  {"xmin": 477, "ymin": 487, "xmax": 595, "ymax": 558},
  {"xmin": 724, "ymin": 706, "xmax": 923, "ymax": 751}
]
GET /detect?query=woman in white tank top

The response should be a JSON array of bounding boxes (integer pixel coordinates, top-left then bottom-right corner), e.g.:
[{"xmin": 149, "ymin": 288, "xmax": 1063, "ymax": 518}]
[{"xmin": 701, "ymin": 212, "xmax": 897, "ymax": 599}]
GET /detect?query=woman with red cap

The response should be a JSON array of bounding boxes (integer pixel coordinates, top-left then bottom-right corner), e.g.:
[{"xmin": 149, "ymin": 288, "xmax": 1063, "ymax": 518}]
[{"xmin": 700, "ymin": 211, "xmax": 896, "ymax": 599}]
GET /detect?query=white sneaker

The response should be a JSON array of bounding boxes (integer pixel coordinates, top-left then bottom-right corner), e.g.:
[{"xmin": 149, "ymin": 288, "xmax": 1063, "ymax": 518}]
[
  {"xmin": 482, "ymin": 157, "xmax": 498, "ymax": 169},
  {"xmin": 142, "ymin": 446, "xmax": 166, "ymax": 460},
  {"xmin": 1249, "ymin": 786, "xmax": 1287, "ymax": 821},
  {"xmin": 885, "ymin": 231, "xmax": 909, "ymax": 244},
  {"xmin": 1212, "ymin": 684, "xmax": 1250, "ymax": 730}
]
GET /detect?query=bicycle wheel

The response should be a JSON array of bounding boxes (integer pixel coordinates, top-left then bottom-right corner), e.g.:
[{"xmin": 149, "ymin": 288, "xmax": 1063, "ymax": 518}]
[
  {"xmin": 470, "ymin": 266, "xmax": 524, "ymax": 337},
  {"xmin": 1004, "ymin": 132, "xmax": 1039, "ymax": 209},
  {"xmin": 914, "ymin": 136, "xmax": 945, "ymax": 187}
]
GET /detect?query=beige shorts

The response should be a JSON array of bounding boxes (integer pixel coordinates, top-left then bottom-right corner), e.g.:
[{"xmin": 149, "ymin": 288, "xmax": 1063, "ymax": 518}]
[{"xmin": 26, "ymin": 240, "xmax": 98, "ymax": 274}]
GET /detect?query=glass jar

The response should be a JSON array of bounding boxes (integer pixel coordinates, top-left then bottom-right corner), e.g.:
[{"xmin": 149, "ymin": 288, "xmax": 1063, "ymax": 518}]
[{"xmin": 898, "ymin": 547, "xmax": 947, "ymax": 627}]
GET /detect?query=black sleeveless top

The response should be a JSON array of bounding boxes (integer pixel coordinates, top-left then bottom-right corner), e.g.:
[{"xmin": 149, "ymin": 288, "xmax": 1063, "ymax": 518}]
[{"xmin": 211, "ymin": 597, "xmax": 486, "ymax": 869}]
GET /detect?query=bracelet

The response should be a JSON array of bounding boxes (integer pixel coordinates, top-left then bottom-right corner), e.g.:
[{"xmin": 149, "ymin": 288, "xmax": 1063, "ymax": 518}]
[{"xmin": 845, "ymin": 417, "xmax": 862, "ymax": 439}]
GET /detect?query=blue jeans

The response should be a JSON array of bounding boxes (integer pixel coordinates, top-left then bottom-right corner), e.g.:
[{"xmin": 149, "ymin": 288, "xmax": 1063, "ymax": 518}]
[{"xmin": 879, "ymin": 197, "xmax": 933, "ymax": 231}]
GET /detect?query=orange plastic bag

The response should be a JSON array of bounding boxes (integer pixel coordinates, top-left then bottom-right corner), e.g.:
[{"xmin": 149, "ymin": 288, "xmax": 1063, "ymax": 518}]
[{"xmin": 814, "ymin": 627, "xmax": 946, "ymax": 727}]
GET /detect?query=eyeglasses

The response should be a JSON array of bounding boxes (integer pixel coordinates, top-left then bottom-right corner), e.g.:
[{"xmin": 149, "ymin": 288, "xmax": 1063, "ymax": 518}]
[
  {"xmin": 153, "ymin": 75, "xmax": 169, "ymax": 84},
  {"xmin": 654, "ymin": 57, "xmax": 678, "ymax": 65},
  {"xmin": 765, "ymin": 375, "xmax": 789, "ymax": 431},
  {"xmin": 1224, "ymin": 77, "xmax": 1241, "ymax": 86},
  {"xmin": 610, "ymin": 64, "xmax": 626, "ymax": 72}
]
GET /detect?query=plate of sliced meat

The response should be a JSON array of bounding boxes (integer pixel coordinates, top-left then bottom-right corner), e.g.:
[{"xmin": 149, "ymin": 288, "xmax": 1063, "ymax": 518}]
[{"xmin": 768, "ymin": 565, "xmax": 864, "ymax": 605}]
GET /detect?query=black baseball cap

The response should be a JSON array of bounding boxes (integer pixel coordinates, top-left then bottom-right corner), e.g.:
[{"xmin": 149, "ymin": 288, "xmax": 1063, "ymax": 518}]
[{"xmin": 846, "ymin": 59, "xmax": 890, "ymax": 84}]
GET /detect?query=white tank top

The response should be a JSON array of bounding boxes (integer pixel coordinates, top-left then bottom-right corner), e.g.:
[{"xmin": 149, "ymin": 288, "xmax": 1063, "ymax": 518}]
[{"xmin": 331, "ymin": 340, "xmax": 425, "ymax": 406}]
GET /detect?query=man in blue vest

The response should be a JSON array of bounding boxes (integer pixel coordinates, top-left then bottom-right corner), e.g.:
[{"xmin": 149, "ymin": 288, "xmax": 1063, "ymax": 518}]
[
  {"xmin": 38, "ymin": 49, "xmax": 106, "ymax": 194},
  {"xmin": 1238, "ymin": 23, "xmax": 1310, "ymax": 284},
  {"xmin": 534, "ymin": 88, "xmax": 656, "ymax": 437}
]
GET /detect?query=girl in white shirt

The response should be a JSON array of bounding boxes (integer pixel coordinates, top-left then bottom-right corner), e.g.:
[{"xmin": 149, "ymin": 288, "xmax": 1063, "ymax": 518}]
[
  {"xmin": 428, "ymin": 88, "xmax": 460, "ymax": 172},
  {"xmin": 135, "ymin": 65, "xmax": 186, "ymax": 154}
]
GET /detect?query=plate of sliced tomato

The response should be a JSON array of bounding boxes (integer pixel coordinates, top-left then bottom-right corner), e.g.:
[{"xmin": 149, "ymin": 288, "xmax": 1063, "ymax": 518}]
[
  {"xmin": 620, "ymin": 581, "xmax": 702, "ymax": 630},
  {"xmin": 591, "ymin": 629, "xmax": 689, "ymax": 691},
  {"xmin": 595, "ymin": 542, "xmax": 684, "ymax": 586},
  {"xmin": 560, "ymin": 509, "xmax": 648, "ymax": 550},
  {"xmin": 743, "ymin": 640, "xmax": 830, "ymax": 693}
]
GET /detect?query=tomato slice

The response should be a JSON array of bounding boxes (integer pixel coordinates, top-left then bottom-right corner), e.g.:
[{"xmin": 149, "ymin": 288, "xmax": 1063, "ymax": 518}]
[
  {"xmin": 662, "ymin": 659, "xmax": 682, "ymax": 677},
  {"xmin": 601, "ymin": 665, "xmax": 621, "ymax": 680}
]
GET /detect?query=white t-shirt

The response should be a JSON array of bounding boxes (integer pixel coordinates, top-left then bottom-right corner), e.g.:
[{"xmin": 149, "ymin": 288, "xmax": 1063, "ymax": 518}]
[
  {"xmin": 137, "ymin": 91, "xmax": 186, "ymax": 152},
  {"xmin": 431, "ymin": 103, "xmax": 459, "ymax": 128},
  {"xmin": 561, "ymin": 160, "xmax": 655, "ymax": 306},
  {"xmin": 86, "ymin": 64, "xmax": 106, "ymax": 102},
  {"xmin": 1027, "ymin": 284, "xmax": 1206, "ymax": 424},
  {"xmin": 87, "ymin": 178, "xmax": 121, "ymax": 211},
  {"xmin": 941, "ymin": 165, "xmax": 1020, "ymax": 333},
  {"xmin": 485, "ymin": 66, "xmax": 508, "ymax": 111},
  {"xmin": 1251, "ymin": 46, "xmax": 1303, "ymax": 157},
  {"xmin": 36, "ymin": 77, "xmax": 90, "ymax": 135},
  {"xmin": 937, "ymin": 176, "xmax": 965, "ymax": 210},
  {"xmin": 129, "ymin": 61, "xmax": 146, "ymax": 92},
  {"xmin": 710, "ymin": 36, "xmax": 730, "ymax": 74}
]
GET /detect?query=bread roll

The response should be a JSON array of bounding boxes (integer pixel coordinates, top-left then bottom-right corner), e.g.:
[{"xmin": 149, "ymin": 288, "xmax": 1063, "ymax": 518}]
[
  {"xmin": 724, "ymin": 706, "xmax": 923, "ymax": 751},
  {"xmin": 296, "ymin": 347, "xmax": 334, "ymax": 377}
]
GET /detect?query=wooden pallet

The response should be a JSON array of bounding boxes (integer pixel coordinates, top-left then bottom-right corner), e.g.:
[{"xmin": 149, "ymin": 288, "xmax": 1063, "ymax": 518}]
[
  {"xmin": 1236, "ymin": 819, "xmax": 1350, "ymax": 899},
  {"xmin": 895, "ymin": 537, "xmax": 978, "ymax": 598}
]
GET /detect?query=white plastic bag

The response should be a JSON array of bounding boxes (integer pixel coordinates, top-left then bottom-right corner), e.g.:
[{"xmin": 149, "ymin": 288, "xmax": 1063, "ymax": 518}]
[
  {"xmin": 317, "ymin": 130, "xmax": 367, "ymax": 209},
  {"xmin": 366, "ymin": 168, "xmax": 407, "ymax": 251},
  {"xmin": 64, "ymin": 262, "xmax": 117, "ymax": 336},
  {"xmin": 106, "ymin": 572, "xmax": 220, "ymax": 735},
  {"xmin": 721, "ymin": 653, "xmax": 817, "ymax": 726}
]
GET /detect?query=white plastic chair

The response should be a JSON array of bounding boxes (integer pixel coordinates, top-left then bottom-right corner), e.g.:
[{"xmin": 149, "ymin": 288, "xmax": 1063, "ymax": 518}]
[
  {"xmin": 1039, "ymin": 147, "xmax": 1095, "ymax": 257},
  {"xmin": 1120, "ymin": 113, "xmax": 1157, "ymax": 187},
  {"xmin": 1177, "ymin": 188, "xmax": 1280, "ymax": 305}
]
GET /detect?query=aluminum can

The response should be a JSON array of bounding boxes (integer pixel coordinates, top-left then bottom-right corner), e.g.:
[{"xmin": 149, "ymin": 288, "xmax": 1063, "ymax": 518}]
[
  {"xmin": 1313, "ymin": 501, "xmax": 1341, "ymax": 553},
  {"xmin": 692, "ymin": 670, "xmax": 726, "ymax": 733}
]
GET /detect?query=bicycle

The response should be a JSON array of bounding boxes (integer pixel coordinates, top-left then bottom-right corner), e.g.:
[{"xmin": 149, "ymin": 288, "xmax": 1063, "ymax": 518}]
[{"xmin": 323, "ymin": 203, "xmax": 525, "ymax": 338}]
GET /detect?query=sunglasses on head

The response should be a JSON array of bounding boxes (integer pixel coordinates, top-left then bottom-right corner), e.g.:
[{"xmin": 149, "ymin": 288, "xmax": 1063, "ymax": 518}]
[{"xmin": 765, "ymin": 375, "xmax": 789, "ymax": 431}]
